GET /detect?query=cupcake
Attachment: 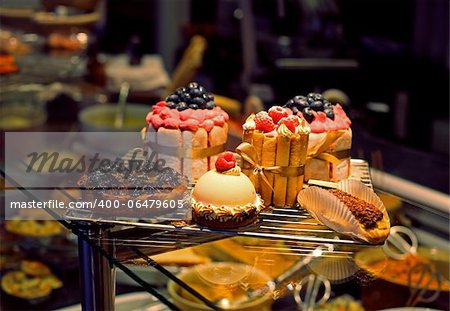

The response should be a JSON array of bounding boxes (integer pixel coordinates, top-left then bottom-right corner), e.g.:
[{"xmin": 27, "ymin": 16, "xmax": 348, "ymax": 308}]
[{"xmin": 191, "ymin": 152, "xmax": 263, "ymax": 229}]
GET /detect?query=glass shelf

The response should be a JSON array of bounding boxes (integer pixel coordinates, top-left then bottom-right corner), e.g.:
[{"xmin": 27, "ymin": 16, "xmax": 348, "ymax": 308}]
[{"xmin": 2, "ymin": 160, "xmax": 449, "ymax": 311}]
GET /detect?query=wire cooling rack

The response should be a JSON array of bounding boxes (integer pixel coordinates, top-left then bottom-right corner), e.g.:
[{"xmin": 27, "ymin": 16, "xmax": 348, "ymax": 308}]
[{"xmin": 64, "ymin": 159, "xmax": 373, "ymax": 247}]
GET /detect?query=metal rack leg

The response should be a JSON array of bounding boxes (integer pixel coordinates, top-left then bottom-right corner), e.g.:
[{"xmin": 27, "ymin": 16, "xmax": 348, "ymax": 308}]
[{"xmin": 77, "ymin": 224, "xmax": 116, "ymax": 311}]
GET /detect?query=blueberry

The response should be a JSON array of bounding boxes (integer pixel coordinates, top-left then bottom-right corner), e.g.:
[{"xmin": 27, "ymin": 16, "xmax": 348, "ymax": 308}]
[
  {"xmin": 190, "ymin": 88, "xmax": 202, "ymax": 98},
  {"xmin": 302, "ymin": 107, "xmax": 314, "ymax": 123},
  {"xmin": 312, "ymin": 93, "xmax": 324, "ymax": 101},
  {"xmin": 310, "ymin": 101, "xmax": 324, "ymax": 111},
  {"xmin": 205, "ymin": 92, "xmax": 214, "ymax": 101},
  {"xmin": 188, "ymin": 82, "xmax": 199, "ymax": 89},
  {"xmin": 205, "ymin": 101, "xmax": 215, "ymax": 109},
  {"xmin": 292, "ymin": 107, "xmax": 299, "ymax": 115},
  {"xmin": 324, "ymin": 108, "xmax": 335, "ymax": 119},
  {"xmin": 181, "ymin": 93, "xmax": 192, "ymax": 103},
  {"xmin": 177, "ymin": 102, "xmax": 188, "ymax": 111},
  {"xmin": 285, "ymin": 99, "xmax": 295, "ymax": 108},
  {"xmin": 175, "ymin": 87, "xmax": 187, "ymax": 96},
  {"xmin": 293, "ymin": 95, "xmax": 307, "ymax": 101},
  {"xmin": 323, "ymin": 102, "xmax": 332, "ymax": 110},
  {"xmin": 295, "ymin": 98, "xmax": 309, "ymax": 110},
  {"xmin": 198, "ymin": 86, "xmax": 206, "ymax": 94},
  {"xmin": 166, "ymin": 94, "xmax": 179, "ymax": 103},
  {"xmin": 192, "ymin": 97, "xmax": 205, "ymax": 107},
  {"xmin": 166, "ymin": 101, "xmax": 176, "ymax": 109},
  {"xmin": 189, "ymin": 104, "xmax": 199, "ymax": 110}
]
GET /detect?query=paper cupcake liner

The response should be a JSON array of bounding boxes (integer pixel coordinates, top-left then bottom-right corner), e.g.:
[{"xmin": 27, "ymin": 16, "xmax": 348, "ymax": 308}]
[{"xmin": 297, "ymin": 180, "xmax": 390, "ymax": 244}]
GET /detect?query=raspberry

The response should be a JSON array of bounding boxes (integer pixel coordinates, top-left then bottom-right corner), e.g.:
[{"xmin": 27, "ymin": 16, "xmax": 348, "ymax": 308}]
[
  {"xmin": 278, "ymin": 115, "xmax": 300, "ymax": 132},
  {"xmin": 254, "ymin": 111, "xmax": 276, "ymax": 132},
  {"xmin": 268, "ymin": 106, "xmax": 289, "ymax": 123},
  {"xmin": 215, "ymin": 152, "xmax": 236, "ymax": 172}
]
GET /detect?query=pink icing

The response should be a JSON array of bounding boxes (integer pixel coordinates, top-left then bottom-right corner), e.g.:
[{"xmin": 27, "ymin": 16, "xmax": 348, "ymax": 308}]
[
  {"xmin": 212, "ymin": 115, "xmax": 225, "ymax": 126},
  {"xmin": 301, "ymin": 104, "xmax": 351, "ymax": 133},
  {"xmin": 162, "ymin": 117, "xmax": 180, "ymax": 129},
  {"xmin": 145, "ymin": 111, "xmax": 153, "ymax": 125},
  {"xmin": 151, "ymin": 114, "xmax": 164, "ymax": 129},
  {"xmin": 191, "ymin": 109, "xmax": 206, "ymax": 123},
  {"xmin": 179, "ymin": 119, "xmax": 199, "ymax": 131},
  {"xmin": 147, "ymin": 101, "xmax": 228, "ymax": 132},
  {"xmin": 200, "ymin": 119, "xmax": 214, "ymax": 132}
]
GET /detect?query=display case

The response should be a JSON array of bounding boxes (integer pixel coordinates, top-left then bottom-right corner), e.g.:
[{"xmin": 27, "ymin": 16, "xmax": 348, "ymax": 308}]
[{"xmin": 3, "ymin": 159, "xmax": 448, "ymax": 311}]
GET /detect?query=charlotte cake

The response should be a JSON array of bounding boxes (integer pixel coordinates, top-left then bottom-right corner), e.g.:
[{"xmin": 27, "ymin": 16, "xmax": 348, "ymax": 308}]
[
  {"xmin": 283, "ymin": 93, "xmax": 352, "ymax": 182},
  {"xmin": 145, "ymin": 83, "xmax": 229, "ymax": 181}
]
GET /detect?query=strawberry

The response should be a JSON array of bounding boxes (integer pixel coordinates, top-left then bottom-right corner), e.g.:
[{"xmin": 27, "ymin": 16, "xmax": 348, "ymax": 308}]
[
  {"xmin": 215, "ymin": 152, "xmax": 236, "ymax": 172},
  {"xmin": 268, "ymin": 106, "xmax": 289, "ymax": 123},
  {"xmin": 278, "ymin": 115, "xmax": 299, "ymax": 132},
  {"xmin": 254, "ymin": 111, "xmax": 276, "ymax": 132}
]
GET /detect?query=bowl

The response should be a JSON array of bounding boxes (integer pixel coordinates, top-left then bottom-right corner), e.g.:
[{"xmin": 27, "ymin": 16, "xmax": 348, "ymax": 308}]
[
  {"xmin": 168, "ymin": 262, "xmax": 274, "ymax": 311},
  {"xmin": 0, "ymin": 84, "xmax": 47, "ymax": 130},
  {"xmin": 78, "ymin": 103, "xmax": 148, "ymax": 132}
]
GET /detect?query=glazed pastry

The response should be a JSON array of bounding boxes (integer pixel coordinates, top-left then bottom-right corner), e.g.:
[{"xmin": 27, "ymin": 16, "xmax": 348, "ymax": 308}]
[
  {"xmin": 145, "ymin": 82, "xmax": 229, "ymax": 180},
  {"xmin": 191, "ymin": 152, "xmax": 263, "ymax": 229},
  {"xmin": 241, "ymin": 108, "xmax": 310, "ymax": 207},
  {"xmin": 78, "ymin": 161, "xmax": 188, "ymax": 218},
  {"xmin": 298, "ymin": 180, "xmax": 390, "ymax": 244},
  {"xmin": 284, "ymin": 93, "xmax": 352, "ymax": 182}
]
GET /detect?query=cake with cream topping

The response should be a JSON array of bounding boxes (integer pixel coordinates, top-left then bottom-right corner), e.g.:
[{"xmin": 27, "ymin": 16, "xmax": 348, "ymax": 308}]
[
  {"xmin": 283, "ymin": 93, "xmax": 352, "ymax": 181},
  {"xmin": 241, "ymin": 109, "xmax": 310, "ymax": 207},
  {"xmin": 144, "ymin": 83, "xmax": 229, "ymax": 181},
  {"xmin": 191, "ymin": 152, "xmax": 263, "ymax": 229}
]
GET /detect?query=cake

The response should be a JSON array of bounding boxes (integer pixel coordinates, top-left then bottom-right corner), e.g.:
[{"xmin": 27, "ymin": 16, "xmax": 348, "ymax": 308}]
[
  {"xmin": 191, "ymin": 152, "xmax": 263, "ymax": 229},
  {"xmin": 77, "ymin": 161, "xmax": 188, "ymax": 218},
  {"xmin": 144, "ymin": 82, "xmax": 229, "ymax": 181},
  {"xmin": 241, "ymin": 107, "xmax": 310, "ymax": 207},
  {"xmin": 283, "ymin": 93, "xmax": 352, "ymax": 182}
]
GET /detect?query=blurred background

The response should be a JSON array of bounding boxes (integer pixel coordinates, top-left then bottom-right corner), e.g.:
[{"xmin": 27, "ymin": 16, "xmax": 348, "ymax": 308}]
[
  {"xmin": 1, "ymin": 0, "xmax": 448, "ymax": 191},
  {"xmin": 0, "ymin": 0, "xmax": 449, "ymax": 310}
]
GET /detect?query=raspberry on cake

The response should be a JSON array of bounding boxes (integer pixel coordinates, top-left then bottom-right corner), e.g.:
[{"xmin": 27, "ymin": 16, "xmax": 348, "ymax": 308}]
[
  {"xmin": 144, "ymin": 83, "xmax": 229, "ymax": 181},
  {"xmin": 254, "ymin": 111, "xmax": 276, "ymax": 132},
  {"xmin": 268, "ymin": 106, "xmax": 289, "ymax": 123},
  {"xmin": 283, "ymin": 93, "xmax": 352, "ymax": 182},
  {"xmin": 191, "ymin": 152, "xmax": 264, "ymax": 229}
]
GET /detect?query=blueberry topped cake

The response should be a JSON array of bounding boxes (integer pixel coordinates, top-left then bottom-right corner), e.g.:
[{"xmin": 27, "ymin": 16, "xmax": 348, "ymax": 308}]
[
  {"xmin": 283, "ymin": 93, "xmax": 352, "ymax": 182},
  {"xmin": 144, "ymin": 82, "xmax": 229, "ymax": 181}
]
